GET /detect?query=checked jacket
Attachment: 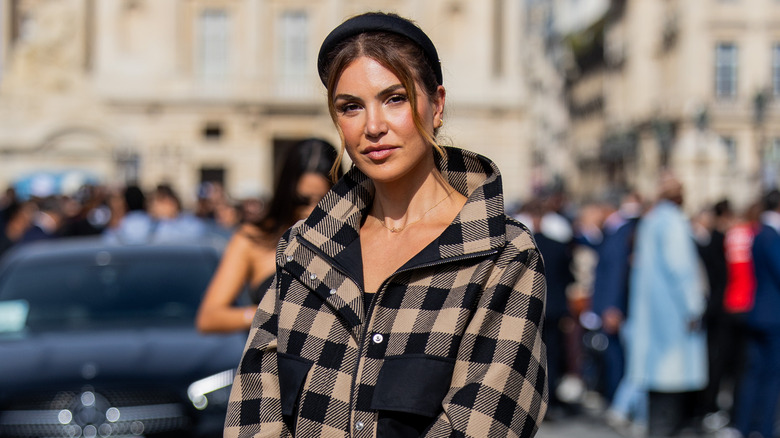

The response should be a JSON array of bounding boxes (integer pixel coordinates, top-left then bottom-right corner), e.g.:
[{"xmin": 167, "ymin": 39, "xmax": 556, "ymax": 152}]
[{"xmin": 224, "ymin": 147, "xmax": 548, "ymax": 438}]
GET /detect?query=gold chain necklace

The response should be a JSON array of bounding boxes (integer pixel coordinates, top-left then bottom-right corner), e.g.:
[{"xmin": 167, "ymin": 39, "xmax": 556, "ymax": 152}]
[{"xmin": 375, "ymin": 188, "xmax": 455, "ymax": 233}]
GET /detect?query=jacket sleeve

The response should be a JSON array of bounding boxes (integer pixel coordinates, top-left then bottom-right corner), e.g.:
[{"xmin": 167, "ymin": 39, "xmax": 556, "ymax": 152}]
[
  {"xmin": 596, "ymin": 225, "xmax": 634, "ymax": 315},
  {"xmin": 423, "ymin": 244, "xmax": 548, "ymax": 438},
  {"xmin": 224, "ymin": 234, "xmax": 292, "ymax": 438}
]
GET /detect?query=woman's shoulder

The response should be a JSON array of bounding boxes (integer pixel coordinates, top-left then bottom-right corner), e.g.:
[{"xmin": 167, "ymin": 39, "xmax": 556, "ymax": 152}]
[
  {"xmin": 483, "ymin": 215, "xmax": 546, "ymax": 281},
  {"xmin": 504, "ymin": 214, "xmax": 540, "ymax": 253},
  {"xmin": 233, "ymin": 223, "xmax": 278, "ymax": 247}
]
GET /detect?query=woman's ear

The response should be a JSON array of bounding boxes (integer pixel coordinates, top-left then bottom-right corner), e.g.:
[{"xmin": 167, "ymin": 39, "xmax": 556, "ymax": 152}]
[{"xmin": 433, "ymin": 85, "xmax": 446, "ymax": 125}]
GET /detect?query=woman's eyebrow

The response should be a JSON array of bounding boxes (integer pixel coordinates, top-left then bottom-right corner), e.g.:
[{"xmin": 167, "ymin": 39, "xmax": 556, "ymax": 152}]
[
  {"xmin": 332, "ymin": 84, "xmax": 406, "ymax": 103},
  {"xmin": 377, "ymin": 84, "xmax": 405, "ymax": 97},
  {"xmin": 332, "ymin": 93, "xmax": 360, "ymax": 103}
]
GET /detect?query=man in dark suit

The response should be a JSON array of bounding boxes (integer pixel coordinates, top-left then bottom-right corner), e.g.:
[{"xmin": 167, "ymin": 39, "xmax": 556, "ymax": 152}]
[
  {"xmin": 591, "ymin": 193, "xmax": 642, "ymax": 404},
  {"xmin": 733, "ymin": 189, "xmax": 780, "ymax": 438},
  {"xmin": 517, "ymin": 197, "xmax": 576, "ymax": 419}
]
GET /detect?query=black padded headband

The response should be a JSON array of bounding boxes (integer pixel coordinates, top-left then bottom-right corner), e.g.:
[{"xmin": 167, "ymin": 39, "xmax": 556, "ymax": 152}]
[{"xmin": 317, "ymin": 12, "xmax": 443, "ymax": 86}]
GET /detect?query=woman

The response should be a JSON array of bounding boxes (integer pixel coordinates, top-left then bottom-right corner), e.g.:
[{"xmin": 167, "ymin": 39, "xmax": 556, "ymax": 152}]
[
  {"xmin": 225, "ymin": 12, "xmax": 548, "ymax": 437},
  {"xmin": 196, "ymin": 138, "xmax": 339, "ymax": 333}
]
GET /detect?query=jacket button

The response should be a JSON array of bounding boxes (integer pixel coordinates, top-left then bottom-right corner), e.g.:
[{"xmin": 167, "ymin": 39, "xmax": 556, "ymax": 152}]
[
  {"xmin": 309, "ymin": 273, "xmax": 317, "ymax": 280},
  {"xmin": 329, "ymin": 288, "xmax": 337, "ymax": 295},
  {"xmin": 286, "ymin": 255, "xmax": 293, "ymax": 262},
  {"xmin": 355, "ymin": 421, "xmax": 364, "ymax": 431},
  {"xmin": 372, "ymin": 333, "xmax": 383, "ymax": 344}
]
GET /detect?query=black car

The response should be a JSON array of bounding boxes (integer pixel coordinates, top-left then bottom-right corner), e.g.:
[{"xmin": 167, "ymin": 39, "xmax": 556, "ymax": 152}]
[{"xmin": 0, "ymin": 237, "xmax": 247, "ymax": 438}]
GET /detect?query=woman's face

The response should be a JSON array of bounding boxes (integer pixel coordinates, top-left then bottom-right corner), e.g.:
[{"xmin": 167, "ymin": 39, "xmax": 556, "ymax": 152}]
[
  {"xmin": 332, "ymin": 56, "xmax": 444, "ymax": 184},
  {"xmin": 295, "ymin": 172, "xmax": 331, "ymax": 219}
]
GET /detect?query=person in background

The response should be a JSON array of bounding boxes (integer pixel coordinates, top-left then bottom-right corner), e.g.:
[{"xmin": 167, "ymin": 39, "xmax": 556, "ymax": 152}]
[
  {"xmin": 564, "ymin": 202, "xmax": 604, "ymax": 409},
  {"xmin": 212, "ymin": 199, "xmax": 242, "ymax": 234},
  {"xmin": 587, "ymin": 192, "xmax": 644, "ymax": 429},
  {"xmin": 196, "ymin": 138, "xmax": 340, "ymax": 333},
  {"xmin": 0, "ymin": 187, "xmax": 19, "ymax": 220},
  {"xmin": 21, "ymin": 196, "xmax": 64, "ymax": 243},
  {"xmin": 102, "ymin": 185, "xmax": 155, "ymax": 245},
  {"xmin": 714, "ymin": 200, "xmax": 761, "ymax": 432},
  {"xmin": 194, "ymin": 181, "xmax": 223, "ymax": 221},
  {"xmin": 732, "ymin": 189, "xmax": 780, "ymax": 438},
  {"xmin": 723, "ymin": 201, "xmax": 762, "ymax": 318},
  {"xmin": 521, "ymin": 196, "xmax": 576, "ymax": 420},
  {"xmin": 238, "ymin": 197, "xmax": 265, "ymax": 226},
  {"xmin": 60, "ymin": 185, "xmax": 113, "ymax": 237},
  {"xmin": 224, "ymin": 12, "xmax": 548, "ymax": 437},
  {"xmin": 194, "ymin": 181, "xmax": 243, "ymax": 240},
  {"xmin": 692, "ymin": 199, "xmax": 735, "ymax": 429},
  {"xmin": 148, "ymin": 183, "xmax": 208, "ymax": 243},
  {"xmin": 0, "ymin": 200, "xmax": 35, "ymax": 259},
  {"xmin": 625, "ymin": 173, "xmax": 707, "ymax": 437},
  {"xmin": 104, "ymin": 187, "xmax": 127, "ymax": 231}
]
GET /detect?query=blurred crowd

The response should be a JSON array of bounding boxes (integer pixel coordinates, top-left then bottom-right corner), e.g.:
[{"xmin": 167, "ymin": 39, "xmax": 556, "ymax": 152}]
[
  {"xmin": 515, "ymin": 176, "xmax": 780, "ymax": 438},
  {"xmin": 0, "ymin": 181, "xmax": 264, "ymax": 259},
  {"xmin": 2, "ymin": 172, "xmax": 780, "ymax": 438}
]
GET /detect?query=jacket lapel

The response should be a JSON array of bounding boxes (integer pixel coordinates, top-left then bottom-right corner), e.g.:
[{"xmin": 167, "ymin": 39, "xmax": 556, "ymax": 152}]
[
  {"xmin": 435, "ymin": 146, "xmax": 507, "ymax": 259},
  {"xmin": 288, "ymin": 147, "xmax": 508, "ymax": 331}
]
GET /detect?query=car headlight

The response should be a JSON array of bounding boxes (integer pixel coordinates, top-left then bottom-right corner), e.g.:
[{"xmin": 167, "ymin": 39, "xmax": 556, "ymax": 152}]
[{"xmin": 187, "ymin": 369, "xmax": 235, "ymax": 410}]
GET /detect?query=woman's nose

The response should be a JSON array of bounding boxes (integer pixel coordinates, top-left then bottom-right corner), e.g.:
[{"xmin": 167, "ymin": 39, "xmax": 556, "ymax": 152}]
[{"xmin": 364, "ymin": 107, "xmax": 387, "ymax": 138}]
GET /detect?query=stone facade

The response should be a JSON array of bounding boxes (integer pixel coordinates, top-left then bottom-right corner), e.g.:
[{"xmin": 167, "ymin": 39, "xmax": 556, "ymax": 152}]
[
  {"xmin": 0, "ymin": 0, "xmax": 536, "ymax": 208},
  {"xmin": 564, "ymin": 0, "xmax": 780, "ymax": 213}
]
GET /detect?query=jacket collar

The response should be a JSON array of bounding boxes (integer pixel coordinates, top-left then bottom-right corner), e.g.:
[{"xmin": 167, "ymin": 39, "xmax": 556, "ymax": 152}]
[{"xmin": 297, "ymin": 146, "xmax": 507, "ymax": 263}]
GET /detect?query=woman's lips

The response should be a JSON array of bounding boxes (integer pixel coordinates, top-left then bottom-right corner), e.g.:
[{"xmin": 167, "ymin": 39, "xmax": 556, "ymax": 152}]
[{"xmin": 364, "ymin": 146, "xmax": 397, "ymax": 161}]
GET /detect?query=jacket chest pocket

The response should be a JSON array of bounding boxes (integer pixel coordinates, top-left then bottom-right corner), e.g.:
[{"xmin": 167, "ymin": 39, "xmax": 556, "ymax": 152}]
[
  {"xmin": 277, "ymin": 352, "xmax": 314, "ymax": 435},
  {"xmin": 370, "ymin": 355, "xmax": 455, "ymax": 437}
]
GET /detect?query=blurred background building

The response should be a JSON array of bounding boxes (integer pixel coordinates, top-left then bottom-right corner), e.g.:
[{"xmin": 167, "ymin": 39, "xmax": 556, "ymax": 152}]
[
  {"xmin": 562, "ymin": 0, "xmax": 780, "ymax": 212},
  {"xmin": 0, "ymin": 0, "xmax": 535, "ymax": 207},
  {"xmin": 0, "ymin": 0, "xmax": 778, "ymax": 212}
]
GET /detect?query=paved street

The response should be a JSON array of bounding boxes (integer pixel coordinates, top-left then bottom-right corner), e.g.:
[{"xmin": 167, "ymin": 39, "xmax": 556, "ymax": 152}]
[
  {"xmin": 535, "ymin": 412, "xmax": 733, "ymax": 438},
  {"xmin": 536, "ymin": 413, "xmax": 624, "ymax": 438}
]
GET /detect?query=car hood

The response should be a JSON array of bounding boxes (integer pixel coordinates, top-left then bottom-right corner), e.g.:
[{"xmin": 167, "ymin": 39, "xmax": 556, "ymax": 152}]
[{"xmin": 0, "ymin": 327, "xmax": 247, "ymax": 398}]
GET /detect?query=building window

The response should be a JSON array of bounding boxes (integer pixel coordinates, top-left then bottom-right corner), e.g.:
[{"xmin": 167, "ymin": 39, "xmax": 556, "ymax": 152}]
[
  {"xmin": 276, "ymin": 10, "xmax": 309, "ymax": 96},
  {"xmin": 9, "ymin": 0, "xmax": 23, "ymax": 43},
  {"xmin": 0, "ymin": 2, "xmax": 4, "ymax": 84},
  {"xmin": 770, "ymin": 138, "xmax": 780, "ymax": 162},
  {"xmin": 715, "ymin": 43, "xmax": 738, "ymax": 99},
  {"xmin": 197, "ymin": 8, "xmax": 230, "ymax": 81},
  {"xmin": 773, "ymin": 44, "xmax": 780, "ymax": 97},
  {"xmin": 200, "ymin": 167, "xmax": 225, "ymax": 187},
  {"xmin": 722, "ymin": 136, "xmax": 737, "ymax": 168},
  {"xmin": 765, "ymin": 138, "xmax": 780, "ymax": 188},
  {"xmin": 3, "ymin": 0, "xmax": 26, "ymax": 84},
  {"xmin": 492, "ymin": 0, "xmax": 504, "ymax": 78},
  {"xmin": 202, "ymin": 122, "xmax": 223, "ymax": 141}
]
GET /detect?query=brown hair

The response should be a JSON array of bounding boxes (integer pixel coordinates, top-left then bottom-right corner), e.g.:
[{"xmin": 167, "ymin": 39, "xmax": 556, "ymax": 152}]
[
  {"xmin": 322, "ymin": 29, "xmax": 445, "ymax": 180},
  {"xmin": 252, "ymin": 138, "xmax": 340, "ymax": 235}
]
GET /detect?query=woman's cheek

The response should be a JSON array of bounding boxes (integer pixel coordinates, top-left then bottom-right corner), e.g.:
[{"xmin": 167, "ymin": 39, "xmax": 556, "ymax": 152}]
[{"xmin": 339, "ymin": 120, "xmax": 362, "ymax": 159}]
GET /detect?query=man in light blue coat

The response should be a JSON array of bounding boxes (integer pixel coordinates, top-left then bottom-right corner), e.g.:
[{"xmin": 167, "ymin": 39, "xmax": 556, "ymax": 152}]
[{"xmin": 625, "ymin": 174, "xmax": 707, "ymax": 437}]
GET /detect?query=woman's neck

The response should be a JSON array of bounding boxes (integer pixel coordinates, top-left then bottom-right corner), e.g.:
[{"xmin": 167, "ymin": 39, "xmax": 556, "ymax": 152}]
[{"xmin": 371, "ymin": 168, "xmax": 453, "ymax": 227}]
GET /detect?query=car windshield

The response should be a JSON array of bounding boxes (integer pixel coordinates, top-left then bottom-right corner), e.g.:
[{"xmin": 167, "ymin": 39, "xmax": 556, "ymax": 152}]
[{"xmin": 0, "ymin": 249, "xmax": 217, "ymax": 332}]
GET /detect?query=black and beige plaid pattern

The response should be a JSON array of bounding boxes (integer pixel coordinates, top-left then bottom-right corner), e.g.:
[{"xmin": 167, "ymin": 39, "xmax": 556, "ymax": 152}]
[{"xmin": 225, "ymin": 147, "xmax": 548, "ymax": 437}]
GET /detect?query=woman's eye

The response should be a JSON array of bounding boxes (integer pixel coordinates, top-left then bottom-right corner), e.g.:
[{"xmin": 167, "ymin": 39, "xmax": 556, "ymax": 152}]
[
  {"xmin": 387, "ymin": 94, "xmax": 408, "ymax": 105},
  {"xmin": 338, "ymin": 102, "xmax": 361, "ymax": 114}
]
